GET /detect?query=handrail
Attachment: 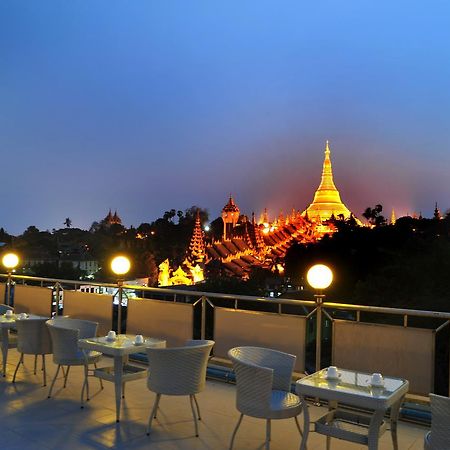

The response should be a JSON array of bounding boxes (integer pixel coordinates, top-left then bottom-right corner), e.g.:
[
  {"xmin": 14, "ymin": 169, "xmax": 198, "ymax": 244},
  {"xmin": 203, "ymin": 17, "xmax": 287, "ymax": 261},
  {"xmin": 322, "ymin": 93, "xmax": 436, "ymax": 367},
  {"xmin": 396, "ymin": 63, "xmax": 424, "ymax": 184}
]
[
  {"xmin": 3, "ymin": 273, "xmax": 450, "ymax": 319},
  {"xmin": 323, "ymin": 301, "xmax": 450, "ymax": 320},
  {"xmin": 1, "ymin": 273, "xmax": 316, "ymax": 308}
]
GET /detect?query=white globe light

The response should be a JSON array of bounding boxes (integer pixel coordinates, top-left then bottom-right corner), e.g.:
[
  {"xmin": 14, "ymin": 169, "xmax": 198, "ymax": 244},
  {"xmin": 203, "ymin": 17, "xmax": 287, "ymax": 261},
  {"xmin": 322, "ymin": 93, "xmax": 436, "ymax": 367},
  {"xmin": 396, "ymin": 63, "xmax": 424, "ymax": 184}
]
[
  {"xmin": 2, "ymin": 253, "xmax": 19, "ymax": 270},
  {"xmin": 111, "ymin": 256, "xmax": 131, "ymax": 276},
  {"xmin": 307, "ymin": 264, "xmax": 333, "ymax": 290}
]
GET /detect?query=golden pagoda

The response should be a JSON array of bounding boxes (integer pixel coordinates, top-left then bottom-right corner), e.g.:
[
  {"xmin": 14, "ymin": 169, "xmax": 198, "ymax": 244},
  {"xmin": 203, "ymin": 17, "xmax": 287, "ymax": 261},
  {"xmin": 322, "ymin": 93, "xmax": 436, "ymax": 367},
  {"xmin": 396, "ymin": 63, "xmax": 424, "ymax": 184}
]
[{"xmin": 303, "ymin": 141, "xmax": 355, "ymax": 222}]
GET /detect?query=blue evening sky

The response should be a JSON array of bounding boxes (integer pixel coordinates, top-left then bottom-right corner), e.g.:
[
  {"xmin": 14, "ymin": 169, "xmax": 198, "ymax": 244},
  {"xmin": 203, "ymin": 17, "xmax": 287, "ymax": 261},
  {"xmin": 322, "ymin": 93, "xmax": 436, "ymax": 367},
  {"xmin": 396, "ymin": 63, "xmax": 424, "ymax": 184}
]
[{"xmin": 1, "ymin": 1, "xmax": 449, "ymax": 233}]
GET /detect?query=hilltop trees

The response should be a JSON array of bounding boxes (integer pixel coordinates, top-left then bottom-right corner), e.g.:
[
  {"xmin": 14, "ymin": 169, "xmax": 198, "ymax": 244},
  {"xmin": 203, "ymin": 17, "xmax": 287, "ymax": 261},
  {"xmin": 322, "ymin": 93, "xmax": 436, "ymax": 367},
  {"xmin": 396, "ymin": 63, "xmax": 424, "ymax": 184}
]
[
  {"xmin": 362, "ymin": 204, "xmax": 387, "ymax": 227},
  {"xmin": 285, "ymin": 211, "xmax": 450, "ymax": 310}
]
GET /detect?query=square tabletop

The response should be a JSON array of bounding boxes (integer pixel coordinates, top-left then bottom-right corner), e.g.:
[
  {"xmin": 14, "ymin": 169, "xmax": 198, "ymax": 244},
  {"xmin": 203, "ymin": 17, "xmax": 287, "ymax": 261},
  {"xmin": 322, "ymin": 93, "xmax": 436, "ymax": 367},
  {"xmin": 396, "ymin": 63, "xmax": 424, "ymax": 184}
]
[
  {"xmin": 296, "ymin": 368, "xmax": 409, "ymax": 410},
  {"xmin": 78, "ymin": 334, "xmax": 166, "ymax": 356},
  {"xmin": 0, "ymin": 313, "xmax": 45, "ymax": 327}
]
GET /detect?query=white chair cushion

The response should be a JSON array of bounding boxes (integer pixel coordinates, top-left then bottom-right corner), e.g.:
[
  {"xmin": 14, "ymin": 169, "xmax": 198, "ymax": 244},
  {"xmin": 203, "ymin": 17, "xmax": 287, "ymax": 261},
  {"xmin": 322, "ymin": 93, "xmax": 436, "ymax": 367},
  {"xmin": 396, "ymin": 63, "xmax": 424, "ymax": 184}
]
[{"xmin": 269, "ymin": 390, "xmax": 302, "ymax": 419}]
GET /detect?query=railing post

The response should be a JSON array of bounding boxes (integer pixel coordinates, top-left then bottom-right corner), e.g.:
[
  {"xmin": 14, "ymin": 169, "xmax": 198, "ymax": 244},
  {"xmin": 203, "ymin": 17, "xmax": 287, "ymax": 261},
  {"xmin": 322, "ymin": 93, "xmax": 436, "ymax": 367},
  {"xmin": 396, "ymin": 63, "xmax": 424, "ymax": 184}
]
[
  {"xmin": 5, "ymin": 272, "xmax": 12, "ymax": 306},
  {"xmin": 115, "ymin": 281, "xmax": 123, "ymax": 334},
  {"xmin": 315, "ymin": 294, "xmax": 325, "ymax": 373},
  {"xmin": 201, "ymin": 296, "xmax": 206, "ymax": 340},
  {"xmin": 53, "ymin": 282, "xmax": 61, "ymax": 317}
]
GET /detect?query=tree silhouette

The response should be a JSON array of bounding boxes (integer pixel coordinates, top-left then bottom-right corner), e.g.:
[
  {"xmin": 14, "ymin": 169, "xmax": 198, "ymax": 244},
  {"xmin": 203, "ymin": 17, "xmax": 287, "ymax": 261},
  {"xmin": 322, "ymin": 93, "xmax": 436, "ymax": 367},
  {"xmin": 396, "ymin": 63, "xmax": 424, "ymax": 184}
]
[
  {"xmin": 363, "ymin": 204, "xmax": 386, "ymax": 227},
  {"xmin": 64, "ymin": 218, "xmax": 72, "ymax": 228}
]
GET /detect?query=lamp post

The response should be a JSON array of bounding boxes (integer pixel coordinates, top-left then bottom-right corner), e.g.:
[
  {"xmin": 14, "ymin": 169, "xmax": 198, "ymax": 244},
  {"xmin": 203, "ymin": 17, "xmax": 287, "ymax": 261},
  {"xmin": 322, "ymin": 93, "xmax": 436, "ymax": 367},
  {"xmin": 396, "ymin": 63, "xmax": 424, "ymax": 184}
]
[
  {"xmin": 111, "ymin": 255, "xmax": 131, "ymax": 334},
  {"xmin": 2, "ymin": 253, "xmax": 19, "ymax": 307},
  {"xmin": 306, "ymin": 264, "xmax": 333, "ymax": 373}
]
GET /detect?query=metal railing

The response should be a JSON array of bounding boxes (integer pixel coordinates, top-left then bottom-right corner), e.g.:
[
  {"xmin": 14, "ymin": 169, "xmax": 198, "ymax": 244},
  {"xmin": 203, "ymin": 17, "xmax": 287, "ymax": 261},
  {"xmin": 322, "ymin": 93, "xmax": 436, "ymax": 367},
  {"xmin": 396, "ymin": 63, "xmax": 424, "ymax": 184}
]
[{"xmin": 2, "ymin": 273, "xmax": 449, "ymax": 397}]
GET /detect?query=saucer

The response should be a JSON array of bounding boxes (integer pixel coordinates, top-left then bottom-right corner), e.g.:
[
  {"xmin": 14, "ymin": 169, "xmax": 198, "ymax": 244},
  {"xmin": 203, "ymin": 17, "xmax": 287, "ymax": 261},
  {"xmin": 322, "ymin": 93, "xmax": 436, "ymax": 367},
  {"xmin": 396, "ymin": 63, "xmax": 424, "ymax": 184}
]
[
  {"xmin": 106, "ymin": 336, "xmax": 117, "ymax": 342},
  {"xmin": 133, "ymin": 340, "xmax": 145, "ymax": 346},
  {"xmin": 370, "ymin": 380, "xmax": 384, "ymax": 388}
]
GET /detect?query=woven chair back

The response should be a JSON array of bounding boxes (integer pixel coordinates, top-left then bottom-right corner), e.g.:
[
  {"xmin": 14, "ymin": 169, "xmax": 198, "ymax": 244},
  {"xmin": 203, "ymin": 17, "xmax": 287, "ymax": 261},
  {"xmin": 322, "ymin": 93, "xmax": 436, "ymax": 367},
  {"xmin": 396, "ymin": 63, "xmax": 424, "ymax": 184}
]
[
  {"xmin": 429, "ymin": 393, "xmax": 450, "ymax": 449},
  {"xmin": 16, "ymin": 318, "xmax": 52, "ymax": 355},
  {"xmin": 146, "ymin": 340, "xmax": 214, "ymax": 396}
]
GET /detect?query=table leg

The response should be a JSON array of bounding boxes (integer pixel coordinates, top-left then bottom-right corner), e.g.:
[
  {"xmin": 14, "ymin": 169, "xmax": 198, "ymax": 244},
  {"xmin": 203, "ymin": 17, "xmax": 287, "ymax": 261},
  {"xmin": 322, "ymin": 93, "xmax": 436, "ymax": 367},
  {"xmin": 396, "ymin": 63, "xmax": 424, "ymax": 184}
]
[
  {"xmin": 1, "ymin": 329, "xmax": 9, "ymax": 377},
  {"xmin": 368, "ymin": 409, "xmax": 385, "ymax": 450},
  {"xmin": 389, "ymin": 396, "xmax": 404, "ymax": 450},
  {"xmin": 299, "ymin": 395, "xmax": 310, "ymax": 450},
  {"xmin": 114, "ymin": 355, "xmax": 123, "ymax": 422}
]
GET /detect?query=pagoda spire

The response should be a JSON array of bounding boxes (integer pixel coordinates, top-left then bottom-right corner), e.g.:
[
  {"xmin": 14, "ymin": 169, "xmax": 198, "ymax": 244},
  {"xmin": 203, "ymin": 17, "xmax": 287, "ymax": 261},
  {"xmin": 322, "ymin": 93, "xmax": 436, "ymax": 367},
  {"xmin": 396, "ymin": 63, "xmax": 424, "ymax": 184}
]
[
  {"xmin": 188, "ymin": 210, "xmax": 206, "ymax": 263},
  {"xmin": 302, "ymin": 141, "xmax": 359, "ymax": 223}
]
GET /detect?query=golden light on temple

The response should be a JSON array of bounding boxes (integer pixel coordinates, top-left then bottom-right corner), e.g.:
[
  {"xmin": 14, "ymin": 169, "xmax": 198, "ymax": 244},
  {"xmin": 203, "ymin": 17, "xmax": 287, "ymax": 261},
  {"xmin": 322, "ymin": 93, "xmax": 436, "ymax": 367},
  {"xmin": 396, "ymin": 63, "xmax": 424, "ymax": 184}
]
[
  {"xmin": 2, "ymin": 253, "xmax": 19, "ymax": 270},
  {"xmin": 111, "ymin": 256, "xmax": 131, "ymax": 276},
  {"xmin": 303, "ymin": 141, "xmax": 357, "ymax": 223},
  {"xmin": 307, "ymin": 264, "xmax": 333, "ymax": 290}
]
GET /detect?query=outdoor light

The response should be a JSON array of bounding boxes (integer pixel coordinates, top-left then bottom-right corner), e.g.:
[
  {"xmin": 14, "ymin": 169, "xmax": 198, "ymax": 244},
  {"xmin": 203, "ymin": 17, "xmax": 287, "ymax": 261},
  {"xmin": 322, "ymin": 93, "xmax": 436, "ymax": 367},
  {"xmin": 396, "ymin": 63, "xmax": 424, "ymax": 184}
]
[
  {"xmin": 111, "ymin": 256, "xmax": 131, "ymax": 276},
  {"xmin": 307, "ymin": 264, "xmax": 333, "ymax": 290},
  {"xmin": 2, "ymin": 252, "xmax": 19, "ymax": 307},
  {"xmin": 2, "ymin": 253, "xmax": 19, "ymax": 270},
  {"xmin": 306, "ymin": 263, "xmax": 333, "ymax": 373},
  {"xmin": 110, "ymin": 255, "xmax": 131, "ymax": 336}
]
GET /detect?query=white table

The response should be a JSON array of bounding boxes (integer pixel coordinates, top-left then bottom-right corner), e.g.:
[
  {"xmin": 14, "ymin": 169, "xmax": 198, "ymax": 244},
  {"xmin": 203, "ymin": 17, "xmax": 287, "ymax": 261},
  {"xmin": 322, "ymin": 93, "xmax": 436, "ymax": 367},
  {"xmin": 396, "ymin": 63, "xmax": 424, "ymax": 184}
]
[
  {"xmin": 78, "ymin": 334, "xmax": 166, "ymax": 422},
  {"xmin": 296, "ymin": 368, "xmax": 409, "ymax": 450}
]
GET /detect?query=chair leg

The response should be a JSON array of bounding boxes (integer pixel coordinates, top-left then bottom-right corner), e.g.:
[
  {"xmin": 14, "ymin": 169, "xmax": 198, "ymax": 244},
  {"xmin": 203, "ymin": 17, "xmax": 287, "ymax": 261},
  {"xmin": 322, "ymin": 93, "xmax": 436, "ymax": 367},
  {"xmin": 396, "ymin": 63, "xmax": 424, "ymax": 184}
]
[
  {"xmin": 34, "ymin": 354, "xmax": 37, "ymax": 375},
  {"xmin": 326, "ymin": 435, "xmax": 331, "ymax": 450},
  {"xmin": 147, "ymin": 393, "xmax": 161, "ymax": 435},
  {"xmin": 63, "ymin": 365, "xmax": 70, "ymax": 388},
  {"xmin": 122, "ymin": 382, "xmax": 125, "ymax": 398},
  {"xmin": 294, "ymin": 415, "xmax": 303, "ymax": 436},
  {"xmin": 229, "ymin": 413, "xmax": 244, "ymax": 450},
  {"xmin": 85, "ymin": 365, "xmax": 90, "ymax": 400},
  {"xmin": 266, "ymin": 419, "xmax": 271, "ymax": 449},
  {"xmin": 193, "ymin": 394, "xmax": 202, "ymax": 420},
  {"xmin": 42, "ymin": 355, "xmax": 47, "ymax": 387},
  {"xmin": 12, "ymin": 353, "xmax": 24, "ymax": 383},
  {"xmin": 48, "ymin": 365, "xmax": 61, "ymax": 398},
  {"xmin": 94, "ymin": 362, "xmax": 103, "ymax": 389},
  {"xmin": 189, "ymin": 395, "xmax": 199, "ymax": 437},
  {"xmin": 80, "ymin": 365, "xmax": 89, "ymax": 408}
]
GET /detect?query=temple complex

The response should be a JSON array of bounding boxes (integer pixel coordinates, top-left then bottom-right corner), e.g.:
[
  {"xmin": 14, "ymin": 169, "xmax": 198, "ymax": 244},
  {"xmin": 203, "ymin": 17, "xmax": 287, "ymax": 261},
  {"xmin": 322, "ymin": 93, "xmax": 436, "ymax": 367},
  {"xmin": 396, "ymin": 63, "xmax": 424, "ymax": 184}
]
[
  {"xmin": 158, "ymin": 141, "xmax": 361, "ymax": 285},
  {"xmin": 303, "ymin": 141, "xmax": 356, "ymax": 222}
]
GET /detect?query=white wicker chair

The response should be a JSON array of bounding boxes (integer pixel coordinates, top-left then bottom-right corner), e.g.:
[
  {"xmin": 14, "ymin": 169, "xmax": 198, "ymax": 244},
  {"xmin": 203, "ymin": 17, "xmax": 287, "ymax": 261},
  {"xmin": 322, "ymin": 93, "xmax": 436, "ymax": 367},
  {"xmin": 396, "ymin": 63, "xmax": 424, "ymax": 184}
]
[
  {"xmin": 424, "ymin": 393, "xmax": 450, "ymax": 449},
  {"xmin": 145, "ymin": 339, "xmax": 214, "ymax": 437},
  {"xmin": 228, "ymin": 346, "xmax": 303, "ymax": 450},
  {"xmin": 13, "ymin": 317, "xmax": 52, "ymax": 386},
  {"xmin": 46, "ymin": 318, "xmax": 103, "ymax": 407}
]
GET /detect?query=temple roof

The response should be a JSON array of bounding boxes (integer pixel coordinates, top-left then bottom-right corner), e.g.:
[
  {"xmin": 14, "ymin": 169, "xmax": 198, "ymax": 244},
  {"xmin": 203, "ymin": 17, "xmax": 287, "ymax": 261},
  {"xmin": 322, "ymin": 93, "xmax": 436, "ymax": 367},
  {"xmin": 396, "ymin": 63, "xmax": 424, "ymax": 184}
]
[{"xmin": 222, "ymin": 196, "xmax": 240, "ymax": 213}]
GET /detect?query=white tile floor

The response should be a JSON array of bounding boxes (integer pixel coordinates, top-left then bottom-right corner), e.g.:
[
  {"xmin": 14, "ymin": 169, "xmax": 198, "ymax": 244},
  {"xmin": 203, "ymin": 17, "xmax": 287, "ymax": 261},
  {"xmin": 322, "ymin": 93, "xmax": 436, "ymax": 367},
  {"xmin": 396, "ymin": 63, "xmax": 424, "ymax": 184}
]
[{"xmin": 1, "ymin": 349, "xmax": 428, "ymax": 449}]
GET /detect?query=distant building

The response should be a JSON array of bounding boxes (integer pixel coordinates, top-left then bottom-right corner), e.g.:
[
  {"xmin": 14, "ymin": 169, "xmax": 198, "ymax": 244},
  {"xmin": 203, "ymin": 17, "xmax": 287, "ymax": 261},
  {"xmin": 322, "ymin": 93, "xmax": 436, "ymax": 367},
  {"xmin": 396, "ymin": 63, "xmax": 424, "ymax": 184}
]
[{"xmin": 101, "ymin": 209, "xmax": 122, "ymax": 227}]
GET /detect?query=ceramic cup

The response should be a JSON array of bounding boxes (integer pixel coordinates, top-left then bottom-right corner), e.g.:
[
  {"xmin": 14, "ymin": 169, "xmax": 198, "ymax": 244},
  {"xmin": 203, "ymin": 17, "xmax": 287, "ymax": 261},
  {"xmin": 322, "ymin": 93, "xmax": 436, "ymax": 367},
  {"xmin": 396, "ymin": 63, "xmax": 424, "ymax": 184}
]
[
  {"xmin": 326, "ymin": 366, "xmax": 339, "ymax": 378},
  {"xmin": 5, "ymin": 310, "xmax": 13, "ymax": 317},
  {"xmin": 107, "ymin": 330, "xmax": 117, "ymax": 341},
  {"xmin": 18, "ymin": 313, "xmax": 27, "ymax": 320},
  {"xmin": 371, "ymin": 373, "xmax": 384, "ymax": 385},
  {"xmin": 135, "ymin": 334, "xmax": 144, "ymax": 344}
]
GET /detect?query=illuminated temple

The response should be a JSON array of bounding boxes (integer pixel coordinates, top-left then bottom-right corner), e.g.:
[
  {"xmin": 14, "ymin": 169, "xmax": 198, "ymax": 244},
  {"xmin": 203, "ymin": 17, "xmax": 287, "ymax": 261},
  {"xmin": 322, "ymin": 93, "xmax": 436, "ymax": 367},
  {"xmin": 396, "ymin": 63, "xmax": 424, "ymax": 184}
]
[
  {"xmin": 158, "ymin": 142, "xmax": 360, "ymax": 285},
  {"xmin": 303, "ymin": 141, "xmax": 355, "ymax": 222}
]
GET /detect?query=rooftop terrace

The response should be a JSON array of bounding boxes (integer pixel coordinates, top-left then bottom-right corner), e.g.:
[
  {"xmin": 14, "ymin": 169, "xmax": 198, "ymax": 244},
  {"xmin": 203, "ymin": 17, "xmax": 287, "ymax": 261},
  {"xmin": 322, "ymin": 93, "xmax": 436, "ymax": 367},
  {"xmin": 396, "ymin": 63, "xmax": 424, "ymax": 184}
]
[{"xmin": 0, "ymin": 273, "xmax": 445, "ymax": 449}]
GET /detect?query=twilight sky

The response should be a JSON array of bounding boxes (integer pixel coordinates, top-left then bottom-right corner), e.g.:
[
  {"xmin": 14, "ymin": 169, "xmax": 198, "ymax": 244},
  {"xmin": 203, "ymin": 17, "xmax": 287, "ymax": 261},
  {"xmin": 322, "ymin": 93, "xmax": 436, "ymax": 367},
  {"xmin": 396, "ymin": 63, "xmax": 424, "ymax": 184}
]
[{"xmin": 1, "ymin": 1, "xmax": 450, "ymax": 234}]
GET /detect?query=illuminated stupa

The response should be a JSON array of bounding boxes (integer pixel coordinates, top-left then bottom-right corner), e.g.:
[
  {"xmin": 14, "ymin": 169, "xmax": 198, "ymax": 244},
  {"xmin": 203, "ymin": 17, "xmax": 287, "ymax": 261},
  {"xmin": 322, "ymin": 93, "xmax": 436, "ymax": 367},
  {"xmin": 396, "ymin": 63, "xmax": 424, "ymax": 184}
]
[{"xmin": 303, "ymin": 141, "xmax": 355, "ymax": 222}]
